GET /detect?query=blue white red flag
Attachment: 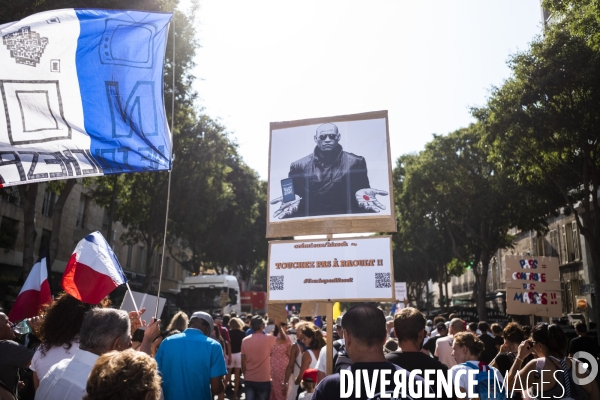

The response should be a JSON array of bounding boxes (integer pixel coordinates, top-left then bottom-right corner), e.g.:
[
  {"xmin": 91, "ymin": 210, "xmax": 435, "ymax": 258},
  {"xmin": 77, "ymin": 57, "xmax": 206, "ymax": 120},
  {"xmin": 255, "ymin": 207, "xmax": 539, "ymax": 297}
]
[
  {"xmin": 62, "ymin": 231, "xmax": 127, "ymax": 304},
  {"xmin": 8, "ymin": 256, "xmax": 52, "ymax": 321},
  {"xmin": 0, "ymin": 9, "xmax": 172, "ymax": 187}
]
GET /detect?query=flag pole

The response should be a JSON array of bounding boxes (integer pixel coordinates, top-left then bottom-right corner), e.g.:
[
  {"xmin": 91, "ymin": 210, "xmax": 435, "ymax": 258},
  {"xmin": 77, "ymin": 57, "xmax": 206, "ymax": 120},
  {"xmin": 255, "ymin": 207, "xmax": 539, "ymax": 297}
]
[
  {"xmin": 126, "ymin": 281, "xmax": 140, "ymax": 315},
  {"xmin": 155, "ymin": 14, "xmax": 175, "ymax": 319}
]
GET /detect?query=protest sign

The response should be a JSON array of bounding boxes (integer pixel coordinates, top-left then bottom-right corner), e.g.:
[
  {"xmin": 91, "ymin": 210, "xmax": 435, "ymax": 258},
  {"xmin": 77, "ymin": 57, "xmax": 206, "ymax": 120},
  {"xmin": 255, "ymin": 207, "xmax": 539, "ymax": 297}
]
[
  {"xmin": 299, "ymin": 302, "xmax": 329, "ymax": 317},
  {"xmin": 266, "ymin": 111, "xmax": 396, "ymax": 237},
  {"xmin": 121, "ymin": 291, "xmax": 166, "ymax": 327},
  {"xmin": 267, "ymin": 302, "xmax": 288, "ymax": 322},
  {"xmin": 394, "ymin": 282, "xmax": 407, "ymax": 302},
  {"xmin": 504, "ymin": 255, "xmax": 562, "ymax": 318},
  {"xmin": 268, "ymin": 236, "xmax": 394, "ymax": 302}
]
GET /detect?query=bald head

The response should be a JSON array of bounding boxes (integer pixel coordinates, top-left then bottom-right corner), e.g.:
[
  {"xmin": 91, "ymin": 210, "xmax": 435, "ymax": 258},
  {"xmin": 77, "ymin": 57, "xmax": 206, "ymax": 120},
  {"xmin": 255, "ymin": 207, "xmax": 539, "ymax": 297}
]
[
  {"xmin": 449, "ymin": 318, "xmax": 465, "ymax": 334},
  {"xmin": 314, "ymin": 123, "xmax": 340, "ymax": 152}
]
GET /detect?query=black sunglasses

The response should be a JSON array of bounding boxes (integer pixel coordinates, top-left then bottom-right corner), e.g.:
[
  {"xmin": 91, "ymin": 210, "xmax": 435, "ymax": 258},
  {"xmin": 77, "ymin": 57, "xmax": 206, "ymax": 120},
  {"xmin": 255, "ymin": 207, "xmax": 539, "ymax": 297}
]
[{"xmin": 318, "ymin": 134, "xmax": 338, "ymax": 140}]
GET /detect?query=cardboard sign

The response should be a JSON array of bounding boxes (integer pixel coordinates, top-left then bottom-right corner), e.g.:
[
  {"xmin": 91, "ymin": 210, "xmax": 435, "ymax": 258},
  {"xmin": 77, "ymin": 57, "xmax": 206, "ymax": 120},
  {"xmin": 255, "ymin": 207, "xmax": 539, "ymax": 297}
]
[
  {"xmin": 268, "ymin": 236, "xmax": 394, "ymax": 302},
  {"xmin": 506, "ymin": 287, "xmax": 562, "ymax": 318},
  {"xmin": 120, "ymin": 291, "xmax": 166, "ymax": 327},
  {"xmin": 395, "ymin": 282, "xmax": 407, "ymax": 302},
  {"xmin": 267, "ymin": 302, "xmax": 288, "ymax": 323},
  {"xmin": 505, "ymin": 256, "xmax": 560, "ymax": 292},
  {"xmin": 299, "ymin": 302, "xmax": 329, "ymax": 317},
  {"xmin": 266, "ymin": 111, "xmax": 396, "ymax": 237}
]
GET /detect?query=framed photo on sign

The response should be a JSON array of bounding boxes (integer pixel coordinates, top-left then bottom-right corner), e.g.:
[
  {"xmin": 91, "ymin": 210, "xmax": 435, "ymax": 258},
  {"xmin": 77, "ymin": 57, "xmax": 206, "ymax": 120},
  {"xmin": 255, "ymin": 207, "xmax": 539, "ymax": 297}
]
[{"xmin": 266, "ymin": 110, "xmax": 396, "ymax": 237}]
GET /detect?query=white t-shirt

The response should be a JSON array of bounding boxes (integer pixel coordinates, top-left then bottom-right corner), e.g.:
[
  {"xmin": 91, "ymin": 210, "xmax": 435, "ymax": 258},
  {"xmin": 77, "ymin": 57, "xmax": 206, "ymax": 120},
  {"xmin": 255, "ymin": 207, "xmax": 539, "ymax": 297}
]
[
  {"xmin": 449, "ymin": 361, "xmax": 504, "ymax": 394},
  {"xmin": 435, "ymin": 335, "xmax": 456, "ymax": 368},
  {"xmin": 31, "ymin": 342, "xmax": 79, "ymax": 380},
  {"xmin": 298, "ymin": 391, "xmax": 314, "ymax": 400},
  {"xmin": 315, "ymin": 339, "xmax": 344, "ymax": 373}
]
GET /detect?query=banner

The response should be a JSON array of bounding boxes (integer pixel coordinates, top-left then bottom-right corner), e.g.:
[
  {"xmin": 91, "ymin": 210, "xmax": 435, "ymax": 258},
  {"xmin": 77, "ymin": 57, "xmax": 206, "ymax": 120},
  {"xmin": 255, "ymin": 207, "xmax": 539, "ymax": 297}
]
[
  {"xmin": 505, "ymin": 256, "xmax": 562, "ymax": 318},
  {"xmin": 268, "ymin": 236, "xmax": 394, "ymax": 302},
  {"xmin": 266, "ymin": 111, "xmax": 396, "ymax": 237},
  {"xmin": 394, "ymin": 282, "xmax": 407, "ymax": 302},
  {"xmin": 0, "ymin": 9, "xmax": 172, "ymax": 187}
]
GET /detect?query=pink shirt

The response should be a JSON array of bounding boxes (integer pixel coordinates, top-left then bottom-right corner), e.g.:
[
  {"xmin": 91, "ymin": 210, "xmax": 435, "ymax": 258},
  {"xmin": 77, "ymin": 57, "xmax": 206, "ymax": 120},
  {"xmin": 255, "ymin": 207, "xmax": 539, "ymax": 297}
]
[{"xmin": 241, "ymin": 333, "xmax": 277, "ymax": 382}]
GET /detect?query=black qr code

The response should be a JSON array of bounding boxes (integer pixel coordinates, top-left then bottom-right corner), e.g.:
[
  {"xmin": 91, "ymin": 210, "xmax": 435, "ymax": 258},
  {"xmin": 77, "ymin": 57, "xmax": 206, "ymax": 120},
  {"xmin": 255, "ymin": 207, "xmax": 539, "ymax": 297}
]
[
  {"xmin": 375, "ymin": 273, "xmax": 391, "ymax": 288},
  {"xmin": 270, "ymin": 275, "xmax": 284, "ymax": 291}
]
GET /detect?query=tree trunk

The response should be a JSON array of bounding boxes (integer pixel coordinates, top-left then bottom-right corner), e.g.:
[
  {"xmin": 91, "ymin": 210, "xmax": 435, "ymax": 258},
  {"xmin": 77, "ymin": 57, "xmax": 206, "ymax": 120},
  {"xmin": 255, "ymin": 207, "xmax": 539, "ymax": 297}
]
[
  {"xmin": 142, "ymin": 237, "xmax": 155, "ymax": 292},
  {"xmin": 477, "ymin": 254, "xmax": 491, "ymax": 322},
  {"xmin": 17, "ymin": 183, "xmax": 39, "ymax": 272},
  {"xmin": 48, "ymin": 179, "xmax": 76, "ymax": 269}
]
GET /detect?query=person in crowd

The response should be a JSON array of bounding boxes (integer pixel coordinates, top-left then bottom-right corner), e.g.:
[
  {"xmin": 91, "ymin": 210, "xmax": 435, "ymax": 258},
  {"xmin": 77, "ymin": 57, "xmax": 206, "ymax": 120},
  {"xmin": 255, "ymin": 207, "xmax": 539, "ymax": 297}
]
[
  {"xmin": 425, "ymin": 319, "xmax": 434, "ymax": 335},
  {"xmin": 212, "ymin": 326, "xmax": 227, "ymax": 400},
  {"xmin": 489, "ymin": 322, "xmax": 525, "ymax": 399},
  {"xmin": 506, "ymin": 323, "xmax": 599, "ymax": 399},
  {"xmin": 385, "ymin": 316, "xmax": 395, "ymax": 338},
  {"xmin": 429, "ymin": 316, "xmax": 446, "ymax": 337},
  {"xmin": 435, "ymin": 317, "xmax": 465, "ymax": 368},
  {"xmin": 298, "ymin": 369, "xmax": 317, "ymax": 400},
  {"xmin": 265, "ymin": 318, "xmax": 276, "ymax": 334},
  {"xmin": 383, "ymin": 338, "xmax": 398, "ymax": 355},
  {"xmin": 156, "ymin": 312, "xmax": 226, "ymax": 400},
  {"xmin": 422, "ymin": 322, "xmax": 447, "ymax": 360},
  {"xmin": 283, "ymin": 322, "xmax": 307, "ymax": 400},
  {"xmin": 214, "ymin": 315, "xmax": 232, "ymax": 366},
  {"xmin": 225, "ymin": 318, "xmax": 245, "ymax": 400},
  {"xmin": 477, "ymin": 321, "xmax": 497, "ymax": 364},
  {"xmin": 242, "ymin": 315, "xmax": 286, "ymax": 400},
  {"xmin": 151, "ymin": 329, "xmax": 180, "ymax": 357},
  {"xmin": 385, "ymin": 307, "xmax": 451, "ymax": 400},
  {"xmin": 490, "ymin": 323, "xmax": 504, "ymax": 351},
  {"xmin": 316, "ymin": 316, "xmax": 344, "ymax": 382},
  {"xmin": 294, "ymin": 323, "xmax": 325, "ymax": 397},
  {"xmin": 83, "ymin": 349, "xmax": 161, "ymax": 400},
  {"xmin": 450, "ymin": 332, "xmax": 504, "ymax": 398},
  {"xmin": 446, "ymin": 313, "xmax": 456, "ymax": 326},
  {"xmin": 468, "ymin": 322, "xmax": 479, "ymax": 336},
  {"xmin": 287, "ymin": 317, "xmax": 300, "ymax": 343},
  {"xmin": 30, "ymin": 293, "xmax": 112, "ymax": 388},
  {"xmin": 0, "ymin": 312, "xmax": 34, "ymax": 398},
  {"xmin": 521, "ymin": 325, "xmax": 531, "ymax": 339},
  {"xmin": 223, "ymin": 314, "xmax": 231, "ymax": 330},
  {"xmin": 568, "ymin": 321, "xmax": 600, "ymax": 358},
  {"xmin": 36, "ymin": 308, "xmax": 154, "ymax": 400},
  {"xmin": 313, "ymin": 304, "xmax": 430, "ymax": 400},
  {"xmin": 149, "ymin": 311, "xmax": 188, "ymax": 356},
  {"xmin": 270, "ymin": 322, "xmax": 291, "ymax": 400}
]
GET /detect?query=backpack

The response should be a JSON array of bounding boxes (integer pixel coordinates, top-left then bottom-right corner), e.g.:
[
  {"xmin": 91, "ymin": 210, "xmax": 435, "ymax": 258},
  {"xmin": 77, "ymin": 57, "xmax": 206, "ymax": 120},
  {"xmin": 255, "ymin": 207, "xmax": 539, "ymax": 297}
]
[
  {"xmin": 333, "ymin": 340, "xmax": 353, "ymax": 374},
  {"xmin": 462, "ymin": 361, "xmax": 508, "ymax": 400}
]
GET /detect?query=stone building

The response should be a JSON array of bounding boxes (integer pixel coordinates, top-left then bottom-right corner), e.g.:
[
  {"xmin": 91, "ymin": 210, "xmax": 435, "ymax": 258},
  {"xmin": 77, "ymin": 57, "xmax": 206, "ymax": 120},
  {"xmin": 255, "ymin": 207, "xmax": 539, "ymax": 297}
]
[{"xmin": 0, "ymin": 181, "xmax": 190, "ymax": 313}]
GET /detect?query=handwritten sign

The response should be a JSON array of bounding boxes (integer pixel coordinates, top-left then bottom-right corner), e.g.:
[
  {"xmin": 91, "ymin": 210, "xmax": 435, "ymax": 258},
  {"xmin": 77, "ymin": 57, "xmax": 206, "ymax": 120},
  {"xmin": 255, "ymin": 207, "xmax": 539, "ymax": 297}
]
[
  {"xmin": 267, "ymin": 302, "xmax": 288, "ymax": 322},
  {"xmin": 505, "ymin": 256, "xmax": 562, "ymax": 317}
]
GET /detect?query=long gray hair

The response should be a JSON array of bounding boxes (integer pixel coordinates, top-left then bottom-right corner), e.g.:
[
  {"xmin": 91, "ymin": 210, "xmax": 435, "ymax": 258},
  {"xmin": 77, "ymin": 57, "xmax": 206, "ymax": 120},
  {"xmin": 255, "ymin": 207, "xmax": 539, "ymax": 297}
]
[{"xmin": 79, "ymin": 308, "xmax": 130, "ymax": 354}]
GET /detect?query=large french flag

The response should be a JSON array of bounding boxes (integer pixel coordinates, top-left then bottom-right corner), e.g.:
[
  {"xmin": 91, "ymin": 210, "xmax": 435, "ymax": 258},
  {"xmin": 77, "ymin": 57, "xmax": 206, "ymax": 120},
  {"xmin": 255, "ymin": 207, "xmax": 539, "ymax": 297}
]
[
  {"xmin": 8, "ymin": 257, "xmax": 52, "ymax": 321},
  {"xmin": 62, "ymin": 231, "xmax": 127, "ymax": 304},
  {"xmin": 0, "ymin": 9, "xmax": 172, "ymax": 187}
]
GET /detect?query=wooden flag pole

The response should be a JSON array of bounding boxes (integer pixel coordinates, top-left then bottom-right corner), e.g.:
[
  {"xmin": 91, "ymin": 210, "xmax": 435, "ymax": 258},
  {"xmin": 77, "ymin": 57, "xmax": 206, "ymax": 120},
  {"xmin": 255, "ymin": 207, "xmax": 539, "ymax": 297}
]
[
  {"xmin": 326, "ymin": 301, "xmax": 334, "ymax": 376},
  {"xmin": 155, "ymin": 15, "xmax": 176, "ymax": 320}
]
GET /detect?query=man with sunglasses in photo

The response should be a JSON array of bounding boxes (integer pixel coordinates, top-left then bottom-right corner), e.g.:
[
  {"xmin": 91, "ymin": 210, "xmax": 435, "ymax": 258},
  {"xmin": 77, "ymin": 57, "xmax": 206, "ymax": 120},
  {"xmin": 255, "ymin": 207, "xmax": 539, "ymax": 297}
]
[{"xmin": 271, "ymin": 123, "xmax": 388, "ymax": 218}]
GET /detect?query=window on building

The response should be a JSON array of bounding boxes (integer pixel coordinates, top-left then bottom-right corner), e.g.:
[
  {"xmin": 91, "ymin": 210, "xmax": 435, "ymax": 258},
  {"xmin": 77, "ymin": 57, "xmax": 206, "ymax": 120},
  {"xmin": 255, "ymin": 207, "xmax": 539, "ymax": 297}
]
[
  {"xmin": 76, "ymin": 195, "xmax": 88, "ymax": 229},
  {"xmin": 41, "ymin": 189, "xmax": 57, "ymax": 217},
  {"xmin": 126, "ymin": 245, "xmax": 133, "ymax": 270},
  {"xmin": 0, "ymin": 217, "xmax": 19, "ymax": 250},
  {"xmin": 549, "ymin": 230, "xmax": 560, "ymax": 258},
  {"xmin": 561, "ymin": 224, "xmax": 570, "ymax": 264},
  {"xmin": 38, "ymin": 229, "xmax": 51, "ymax": 256},
  {"xmin": 1, "ymin": 187, "xmax": 21, "ymax": 206},
  {"xmin": 571, "ymin": 222, "xmax": 581, "ymax": 261},
  {"xmin": 562, "ymin": 279, "xmax": 583, "ymax": 314},
  {"xmin": 561, "ymin": 222, "xmax": 581, "ymax": 263}
]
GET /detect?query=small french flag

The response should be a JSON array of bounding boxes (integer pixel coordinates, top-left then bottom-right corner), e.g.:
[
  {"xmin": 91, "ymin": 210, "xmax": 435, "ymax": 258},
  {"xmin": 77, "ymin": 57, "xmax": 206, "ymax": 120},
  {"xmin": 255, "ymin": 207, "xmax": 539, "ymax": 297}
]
[
  {"xmin": 61, "ymin": 231, "xmax": 127, "ymax": 304},
  {"xmin": 8, "ymin": 256, "xmax": 52, "ymax": 321}
]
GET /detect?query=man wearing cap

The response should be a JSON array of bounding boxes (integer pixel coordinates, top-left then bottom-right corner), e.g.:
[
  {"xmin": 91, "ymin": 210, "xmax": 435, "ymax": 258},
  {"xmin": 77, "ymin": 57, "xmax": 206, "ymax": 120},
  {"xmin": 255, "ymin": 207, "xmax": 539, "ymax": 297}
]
[
  {"xmin": 422, "ymin": 322, "xmax": 448, "ymax": 360},
  {"xmin": 156, "ymin": 312, "xmax": 226, "ymax": 400},
  {"xmin": 315, "ymin": 316, "xmax": 344, "ymax": 382}
]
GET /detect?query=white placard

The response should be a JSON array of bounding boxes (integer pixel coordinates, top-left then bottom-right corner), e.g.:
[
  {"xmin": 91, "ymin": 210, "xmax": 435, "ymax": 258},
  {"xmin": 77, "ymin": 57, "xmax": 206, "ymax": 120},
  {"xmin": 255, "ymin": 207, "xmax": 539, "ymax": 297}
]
[
  {"xmin": 120, "ymin": 291, "xmax": 167, "ymax": 327},
  {"xmin": 394, "ymin": 282, "xmax": 407, "ymax": 302},
  {"xmin": 268, "ymin": 236, "xmax": 393, "ymax": 302}
]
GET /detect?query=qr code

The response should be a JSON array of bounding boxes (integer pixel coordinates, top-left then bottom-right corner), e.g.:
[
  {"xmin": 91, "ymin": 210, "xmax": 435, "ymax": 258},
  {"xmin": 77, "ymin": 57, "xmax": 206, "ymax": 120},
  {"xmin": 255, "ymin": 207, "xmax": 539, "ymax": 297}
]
[
  {"xmin": 270, "ymin": 275, "xmax": 284, "ymax": 291},
  {"xmin": 375, "ymin": 273, "xmax": 391, "ymax": 288}
]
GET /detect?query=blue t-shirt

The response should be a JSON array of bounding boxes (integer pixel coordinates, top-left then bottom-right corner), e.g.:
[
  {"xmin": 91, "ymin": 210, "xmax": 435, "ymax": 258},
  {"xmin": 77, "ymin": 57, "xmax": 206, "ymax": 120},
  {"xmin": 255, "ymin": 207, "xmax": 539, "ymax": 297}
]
[{"xmin": 156, "ymin": 328, "xmax": 227, "ymax": 400}]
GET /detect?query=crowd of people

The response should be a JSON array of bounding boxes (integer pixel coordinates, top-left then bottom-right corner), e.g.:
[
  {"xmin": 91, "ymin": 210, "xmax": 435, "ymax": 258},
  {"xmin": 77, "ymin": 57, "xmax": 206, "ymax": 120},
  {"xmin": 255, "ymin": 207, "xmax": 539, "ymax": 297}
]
[{"xmin": 1, "ymin": 294, "xmax": 600, "ymax": 400}]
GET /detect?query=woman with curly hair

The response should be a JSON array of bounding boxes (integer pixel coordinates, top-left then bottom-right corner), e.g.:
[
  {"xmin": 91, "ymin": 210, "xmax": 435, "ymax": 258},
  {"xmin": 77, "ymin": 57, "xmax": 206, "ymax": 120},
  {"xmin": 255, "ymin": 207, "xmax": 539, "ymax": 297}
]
[
  {"xmin": 84, "ymin": 349, "xmax": 162, "ymax": 400},
  {"xmin": 294, "ymin": 323, "xmax": 325, "ymax": 395},
  {"xmin": 30, "ymin": 293, "xmax": 111, "ymax": 389}
]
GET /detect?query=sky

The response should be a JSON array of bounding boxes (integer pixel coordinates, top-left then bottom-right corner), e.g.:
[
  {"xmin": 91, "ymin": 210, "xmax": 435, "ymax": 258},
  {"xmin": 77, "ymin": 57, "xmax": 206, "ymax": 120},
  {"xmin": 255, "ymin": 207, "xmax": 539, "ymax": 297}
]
[{"xmin": 182, "ymin": 0, "xmax": 544, "ymax": 179}]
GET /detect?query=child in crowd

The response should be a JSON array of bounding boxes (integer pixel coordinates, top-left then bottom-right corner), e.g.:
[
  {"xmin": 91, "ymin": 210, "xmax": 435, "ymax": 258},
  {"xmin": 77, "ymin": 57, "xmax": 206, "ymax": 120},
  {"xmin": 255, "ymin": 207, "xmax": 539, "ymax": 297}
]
[{"xmin": 298, "ymin": 368, "xmax": 318, "ymax": 400}]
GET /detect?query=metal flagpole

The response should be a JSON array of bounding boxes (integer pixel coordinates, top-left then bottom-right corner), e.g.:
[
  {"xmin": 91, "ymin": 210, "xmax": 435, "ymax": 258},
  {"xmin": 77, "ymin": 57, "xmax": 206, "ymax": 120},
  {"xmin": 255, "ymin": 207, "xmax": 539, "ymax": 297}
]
[{"xmin": 155, "ymin": 15, "xmax": 175, "ymax": 319}]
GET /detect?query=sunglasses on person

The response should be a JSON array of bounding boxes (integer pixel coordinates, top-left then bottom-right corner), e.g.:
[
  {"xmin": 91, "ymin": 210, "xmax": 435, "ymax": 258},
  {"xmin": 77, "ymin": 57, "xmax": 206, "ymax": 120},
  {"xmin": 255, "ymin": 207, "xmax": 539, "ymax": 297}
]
[{"xmin": 318, "ymin": 134, "xmax": 338, "ymax": 140}]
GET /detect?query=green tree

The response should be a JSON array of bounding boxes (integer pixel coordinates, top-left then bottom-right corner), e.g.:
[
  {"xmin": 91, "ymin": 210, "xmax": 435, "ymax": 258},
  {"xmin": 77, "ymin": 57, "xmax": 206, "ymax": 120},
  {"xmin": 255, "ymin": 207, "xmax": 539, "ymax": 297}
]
[{"xmin": 475, "ymin": 17, "xmax": 600, "ymax": 325}]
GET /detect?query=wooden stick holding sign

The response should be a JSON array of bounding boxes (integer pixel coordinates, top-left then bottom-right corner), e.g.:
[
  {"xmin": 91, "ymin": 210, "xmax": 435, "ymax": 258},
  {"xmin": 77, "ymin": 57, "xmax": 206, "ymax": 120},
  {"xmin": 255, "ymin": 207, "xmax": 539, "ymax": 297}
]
[{"xmin": 326, "ymin": 301, "xmax": 333, "ymax": 375}]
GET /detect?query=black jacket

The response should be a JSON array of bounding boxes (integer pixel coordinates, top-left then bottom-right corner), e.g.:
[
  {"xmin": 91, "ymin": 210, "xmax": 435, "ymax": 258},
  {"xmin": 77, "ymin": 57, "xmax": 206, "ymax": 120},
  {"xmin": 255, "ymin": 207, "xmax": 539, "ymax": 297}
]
[{"xmin": 288, "ymin": 144, "xmax": 370, "ymax": 217}]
